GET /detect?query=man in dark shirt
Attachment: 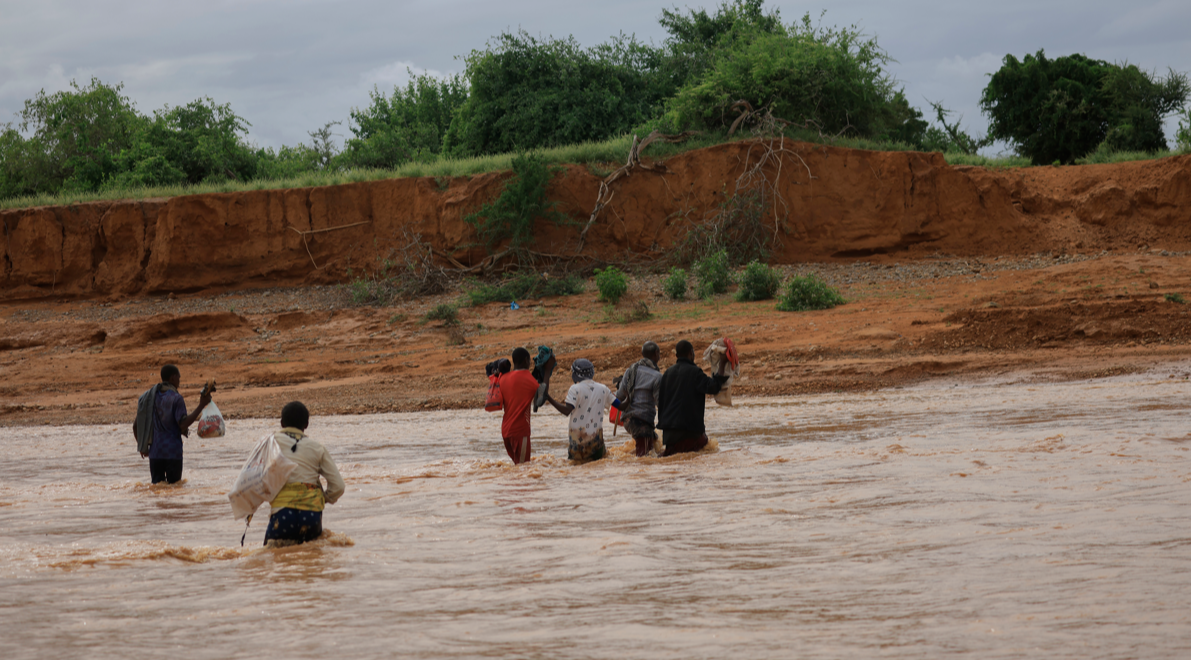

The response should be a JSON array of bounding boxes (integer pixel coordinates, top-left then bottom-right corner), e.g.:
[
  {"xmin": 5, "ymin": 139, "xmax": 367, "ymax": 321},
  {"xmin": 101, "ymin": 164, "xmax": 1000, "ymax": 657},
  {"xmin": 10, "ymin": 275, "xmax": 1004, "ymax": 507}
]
[
  {"xmin": 656, "ymin": 340, "xmax": 729, "ymax": 456},
  {"xmin": 133, "ymin": 364, "xmax": 211, "ymax": 484}
]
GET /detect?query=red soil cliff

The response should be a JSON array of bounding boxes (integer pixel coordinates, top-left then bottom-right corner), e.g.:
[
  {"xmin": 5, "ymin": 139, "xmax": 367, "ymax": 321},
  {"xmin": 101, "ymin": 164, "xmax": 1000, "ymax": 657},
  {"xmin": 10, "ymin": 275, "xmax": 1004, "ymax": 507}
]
[{"xmin": 3, "ymin": 141, "xmax": 1191, "ymax": 301}]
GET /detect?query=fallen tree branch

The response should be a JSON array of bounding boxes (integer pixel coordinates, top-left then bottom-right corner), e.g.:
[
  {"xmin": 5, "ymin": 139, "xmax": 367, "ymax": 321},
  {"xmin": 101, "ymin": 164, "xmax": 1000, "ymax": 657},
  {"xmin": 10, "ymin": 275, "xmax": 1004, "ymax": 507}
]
[
  {"xmin": 288, "ymin": 221, "xmax": 371, "ymax": 270},
  {"xmin": 578, "ymin": 130, "xmax": 699, "ymax": 252}
]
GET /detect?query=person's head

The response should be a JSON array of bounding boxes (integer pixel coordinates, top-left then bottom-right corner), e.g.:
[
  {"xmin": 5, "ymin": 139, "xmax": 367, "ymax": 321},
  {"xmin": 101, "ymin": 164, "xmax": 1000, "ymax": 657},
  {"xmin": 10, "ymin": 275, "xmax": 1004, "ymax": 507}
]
[
  {"xmin": 571, "ymin": 358, "xmax": 595, "ymax": 383},
  {"xmin": 160, "ymin": 364, "xmax": 180, "ymax": 386},
  {"xmin": 642, "ymin": 341, "xmax": 660, "ymax": 363},
  {"xmin": 511, "ymin": 347, "xmax": 531, "ymax": 370},
  {"xmin": 675, "ymin": 340, "xmax": 694, "ymax": 360},
  {"xmin": 280, "ymin": 401, "xmax": 310, "ymax": 431}
]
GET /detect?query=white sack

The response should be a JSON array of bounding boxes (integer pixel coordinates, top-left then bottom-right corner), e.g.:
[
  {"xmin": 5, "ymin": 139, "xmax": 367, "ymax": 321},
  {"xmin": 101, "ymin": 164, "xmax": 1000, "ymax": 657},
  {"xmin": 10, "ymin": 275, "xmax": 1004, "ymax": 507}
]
[
  {"xmin": 227, "ymin": 433, "xmax": 296, "ymax": 520},
  {"xmin": 703, "ymin": 338, "xmax": 741, "ymax": 407}
]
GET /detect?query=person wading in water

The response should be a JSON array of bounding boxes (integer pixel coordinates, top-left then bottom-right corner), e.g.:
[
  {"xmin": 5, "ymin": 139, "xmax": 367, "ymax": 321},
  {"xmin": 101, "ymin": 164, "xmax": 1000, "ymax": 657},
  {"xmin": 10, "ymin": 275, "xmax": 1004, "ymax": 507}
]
[
  {"xmin": 614, "ymin": 341, "xmax": 663, "ymax": 457},
  {"xmin": 656, "ymin": 340, "xmax": 729, "ymax": 456},
  {"xmin": 498, "ymin": 347, "xmax": 540, "ymax": 465},
  {"xmin": 132, "ymin": 364, "xmax": 212, "ymax": 484},
  {"xmin": 264, "ymin": 401, "xmax": 345, "ymax": 546},
  {"xmin": 545, "ymin": 358, "xmax": 614, "ymax": 463}
]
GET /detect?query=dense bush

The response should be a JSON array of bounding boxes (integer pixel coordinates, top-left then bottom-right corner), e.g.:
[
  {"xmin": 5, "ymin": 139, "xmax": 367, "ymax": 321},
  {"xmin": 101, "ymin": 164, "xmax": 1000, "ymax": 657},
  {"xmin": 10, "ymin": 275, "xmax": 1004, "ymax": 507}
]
[
  {"xmin": 464, "ymin": 152, "xmax": 567, "ymax": 252},
  {"xmin": 663, "ymin": 267, "xmax": 688, "ymax": 300},
  {"xmin": 465, "ymin": 272, "xmax": 584, "ymax": 306},
  {"xmin": 776, "ymin": 274, "xmax": 846, "ymax": 311},
  {"xmin": 694, "ymin": 249, "xmax": 732, "ymax": 298},
  {"xmin": 735, "ymin": 260, "xmax": 781, "ymax": 301},
  {"xmin": 338, "ymin": 71, "xmax": 467, "ymax": 169},
  {"xmin": 981, "ymin": 51, "xmax": 1189, "ymax": 164},
  {"xmin": 664, "ymin": 12, "xmax": 917, "ymax": 140},
  {"xmin": 444, "ymin": 31, "xmax": 666, "ymax": 156},
  {"xmin": 1176, "ymin": 108, "xmax": 1191, "ymax": 153},
  {"xmin": 595, "ymin": 266, "xmax": 629, "ymax": 303}
]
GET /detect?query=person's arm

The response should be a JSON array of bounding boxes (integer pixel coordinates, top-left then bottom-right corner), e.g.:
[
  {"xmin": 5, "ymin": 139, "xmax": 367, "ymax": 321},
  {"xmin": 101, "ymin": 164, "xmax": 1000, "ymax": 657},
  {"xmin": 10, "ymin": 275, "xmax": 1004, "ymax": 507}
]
[
  {"xmin": 544, "ymin": 392, "xmax": 574, "ymax": 416},
  {"xmin": 320, "ymin": 448, "xmax": 346, "ymax": 505},
  {"xmin": 614, "ymin": 366, "xmax": 632, "ymax": 402},
  {"xmin": 178, "ymin": 389, "xmax": 213, "ymax": 434},
  {"xmin": 695, "ymin": 369, "xmax": 727, "ymax": 396}
]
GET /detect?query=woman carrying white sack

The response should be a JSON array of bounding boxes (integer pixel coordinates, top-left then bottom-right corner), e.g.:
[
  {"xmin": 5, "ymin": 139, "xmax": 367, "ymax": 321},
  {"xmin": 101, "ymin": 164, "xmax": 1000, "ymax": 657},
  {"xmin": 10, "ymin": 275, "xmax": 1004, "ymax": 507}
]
[{"xmin": 264, "ymin": 401, "xmax": 346, "ymax": 546}]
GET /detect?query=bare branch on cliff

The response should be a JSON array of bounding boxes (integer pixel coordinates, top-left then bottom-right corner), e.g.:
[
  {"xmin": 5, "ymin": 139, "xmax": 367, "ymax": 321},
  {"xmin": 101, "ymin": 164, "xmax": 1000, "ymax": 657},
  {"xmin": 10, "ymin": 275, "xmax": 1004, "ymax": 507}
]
[
  {"xmin": 288, "ymin": 221, "xmax": 372, "ymax": 270},
  {"xmin": 578, "ymin": 129, "xmax": 699, "ymax": 253}
]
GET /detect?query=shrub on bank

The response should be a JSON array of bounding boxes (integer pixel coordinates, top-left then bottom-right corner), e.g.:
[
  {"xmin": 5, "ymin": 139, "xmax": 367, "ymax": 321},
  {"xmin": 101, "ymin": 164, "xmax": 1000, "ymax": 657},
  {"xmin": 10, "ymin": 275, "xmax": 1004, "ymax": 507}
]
[
  {"xmin": 776, "ymin": 274, "xmax": 846, "ymax": 311},
  {"xmin": 694, "ymin": 249, "xmax": 732, "ymax": 299},
  {"xmin": 465, "ymin": 271, "xmax": 584, "ymax": 306},
  {"xmin": 663, "ymin": 267, "xmax": 688, "ymax": 300},
  {"xmin": 594, "ymin": 266, "xmax": 628, "ymax": 303},
  {"xmin": 735, "ymin": 260, "xmax": 782, "ymax": 302}
]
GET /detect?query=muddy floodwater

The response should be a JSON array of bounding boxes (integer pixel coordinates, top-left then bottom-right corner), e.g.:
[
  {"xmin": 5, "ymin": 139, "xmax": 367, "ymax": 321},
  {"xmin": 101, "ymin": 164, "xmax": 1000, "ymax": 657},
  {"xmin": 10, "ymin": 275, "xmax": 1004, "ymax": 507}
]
[{"xmin": 2, "ymin": 370, "xmax": 1191, "ymax": 659}]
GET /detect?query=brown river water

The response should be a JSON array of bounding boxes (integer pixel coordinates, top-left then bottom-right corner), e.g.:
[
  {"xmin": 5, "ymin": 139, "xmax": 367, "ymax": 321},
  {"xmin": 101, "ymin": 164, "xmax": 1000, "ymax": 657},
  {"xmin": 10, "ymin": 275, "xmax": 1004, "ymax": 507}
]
[{"xmin": 3, "ymin": 369, "xmax": 1191, "ymax": 659}]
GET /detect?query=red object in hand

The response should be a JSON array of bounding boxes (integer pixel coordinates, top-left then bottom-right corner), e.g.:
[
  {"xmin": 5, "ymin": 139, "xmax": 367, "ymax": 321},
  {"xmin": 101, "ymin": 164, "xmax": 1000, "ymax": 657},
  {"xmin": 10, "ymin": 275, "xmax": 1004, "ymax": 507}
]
[
  {"xmin": 723, "ymin": 337, "xmax": 739, "ymax": 369},
  {"xmin": 485, "ymin": 375, "xmax": 503, "ymax": 412},
  {"xmin": 609, "ymin": 405, "xmax": 625, "ymax": 426}
]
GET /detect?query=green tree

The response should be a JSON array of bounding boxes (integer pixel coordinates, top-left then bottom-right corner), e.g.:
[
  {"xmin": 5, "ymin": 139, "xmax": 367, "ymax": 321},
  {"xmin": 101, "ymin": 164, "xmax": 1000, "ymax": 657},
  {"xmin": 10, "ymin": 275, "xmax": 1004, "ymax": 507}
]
[
  {"xmin": 656, "ymin": 0, "xmax": 785, "ymax": 92},
  {"xmin": 444, "ymin": 31, "xmax": 664, "ymax": 156},
  {"xmin": 664, "ymin": 12, "xmax": 912, "ymax": 139},
  {"xmin": 339, "ymin": 71, "xmax": 467, "ymax": 168},
  {"xmin": 981, "ymin": 50, "xmax": 1189, "ymax": 164},
  {"xmin": 125, "ymin": 97, "xmax": 258, "ymax": 184},
  {"xmin": 13, "ymin": 77, "xmax": 144, "ymax": 193}
]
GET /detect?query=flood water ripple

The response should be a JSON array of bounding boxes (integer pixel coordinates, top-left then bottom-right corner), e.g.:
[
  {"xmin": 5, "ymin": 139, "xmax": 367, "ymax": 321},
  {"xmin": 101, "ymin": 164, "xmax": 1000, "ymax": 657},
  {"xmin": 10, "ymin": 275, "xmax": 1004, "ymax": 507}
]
[{"xmin": 2, "ymin": 372, "xmax": 1190, "ymax": 658}]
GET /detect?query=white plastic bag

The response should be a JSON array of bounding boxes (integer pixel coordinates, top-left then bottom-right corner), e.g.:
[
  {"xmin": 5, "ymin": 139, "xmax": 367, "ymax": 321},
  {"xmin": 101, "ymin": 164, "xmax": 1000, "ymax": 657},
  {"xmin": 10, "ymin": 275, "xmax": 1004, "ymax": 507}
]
[
  {"xmin": 227, "ymin": 433, "xmax": 296, "ymax": 520},
  {"xmin": 703, "ymin": 338, "xmax": 740, "ymax": 407},
  {"xmin": 196, "ymin": 401, "xmax": 226, "ymax": 439}
]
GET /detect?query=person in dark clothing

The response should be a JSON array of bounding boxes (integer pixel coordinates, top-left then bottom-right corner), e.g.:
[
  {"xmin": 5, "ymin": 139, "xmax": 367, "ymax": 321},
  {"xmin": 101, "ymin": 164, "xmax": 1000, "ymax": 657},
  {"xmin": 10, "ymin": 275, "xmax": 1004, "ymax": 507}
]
[
  {"xmin": 131, "ymin": 364, "xmax": 211, "ymax": 484},
  {"xmin": 656, "ymin": 340, "xmax": 729, "ymax": 456}
]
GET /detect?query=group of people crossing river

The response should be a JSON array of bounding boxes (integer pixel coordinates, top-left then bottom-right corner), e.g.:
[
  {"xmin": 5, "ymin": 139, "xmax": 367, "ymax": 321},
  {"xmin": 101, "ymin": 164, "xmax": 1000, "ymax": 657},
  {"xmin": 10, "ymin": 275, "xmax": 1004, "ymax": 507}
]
[{"xmin": 131, "ymin": 339, "xmax": 733, "ymax": 546}]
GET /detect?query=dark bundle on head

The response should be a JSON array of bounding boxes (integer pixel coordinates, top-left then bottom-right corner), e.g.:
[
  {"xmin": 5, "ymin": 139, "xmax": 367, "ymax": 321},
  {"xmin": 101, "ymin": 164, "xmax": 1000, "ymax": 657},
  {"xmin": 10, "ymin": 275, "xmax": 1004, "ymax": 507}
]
[
  {"xmin": 160, "ymin": 364, "xmax": 180, "ymax": 383},
  {"xmin": 485, "ymin": 358, "xmax": 512, "ymax": 377},
  {"xmin": 511, "ymin": 347, "xmax": 531, "ymax": 369},
  {"xmin": 281, "ymin": 401, "xmax": 310, "ymax": 430}
]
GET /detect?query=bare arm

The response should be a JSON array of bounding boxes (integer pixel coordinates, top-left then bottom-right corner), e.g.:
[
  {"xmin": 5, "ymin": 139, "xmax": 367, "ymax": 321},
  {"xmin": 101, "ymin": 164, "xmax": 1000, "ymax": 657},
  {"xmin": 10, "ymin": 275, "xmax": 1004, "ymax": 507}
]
[
  {"xmin": 544, "ymin": 392, "xmax": 574, "ymax": 417},
  {"xmin": 178, "ymin": 390, "xmax": 213, "ymax": 434}
]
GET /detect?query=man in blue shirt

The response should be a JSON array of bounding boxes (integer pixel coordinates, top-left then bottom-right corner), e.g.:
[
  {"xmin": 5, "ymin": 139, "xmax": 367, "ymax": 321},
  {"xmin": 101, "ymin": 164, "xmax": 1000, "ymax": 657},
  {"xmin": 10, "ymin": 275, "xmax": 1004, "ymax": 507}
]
[{"xmin": 133, "ymin": 365, "xmax": 211, "ymax": 484}]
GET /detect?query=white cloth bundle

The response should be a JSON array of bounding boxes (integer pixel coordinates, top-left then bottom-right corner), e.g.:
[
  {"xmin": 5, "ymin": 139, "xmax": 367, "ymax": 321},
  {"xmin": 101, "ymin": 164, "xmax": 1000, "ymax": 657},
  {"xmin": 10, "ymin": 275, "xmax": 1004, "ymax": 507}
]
[{"xmin": 703, "ymin": 338, "xmax": 740, "ymax": 407}]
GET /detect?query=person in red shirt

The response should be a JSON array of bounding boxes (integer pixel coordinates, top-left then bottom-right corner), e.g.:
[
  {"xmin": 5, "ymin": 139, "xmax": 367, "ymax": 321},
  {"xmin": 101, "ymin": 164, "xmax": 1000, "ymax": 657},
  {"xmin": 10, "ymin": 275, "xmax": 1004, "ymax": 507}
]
[{"xmin": 498, "ymin": 347, "xmax": 540, "ymax": 464}]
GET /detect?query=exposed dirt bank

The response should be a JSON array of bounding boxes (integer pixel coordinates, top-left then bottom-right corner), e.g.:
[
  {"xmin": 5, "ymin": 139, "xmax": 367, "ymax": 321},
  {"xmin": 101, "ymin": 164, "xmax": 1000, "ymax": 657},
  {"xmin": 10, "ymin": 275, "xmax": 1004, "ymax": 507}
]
[
  {"xmin": 5, "ymin": 142, "xmax": 1191, "ymax": 429},
  {"xmin": 4, "ymin": 251, "xmax": 1191, "ymax": 428},
  {"xmin": 3, "ymin": 141, "xmax": 1191, "ymax": 301}
]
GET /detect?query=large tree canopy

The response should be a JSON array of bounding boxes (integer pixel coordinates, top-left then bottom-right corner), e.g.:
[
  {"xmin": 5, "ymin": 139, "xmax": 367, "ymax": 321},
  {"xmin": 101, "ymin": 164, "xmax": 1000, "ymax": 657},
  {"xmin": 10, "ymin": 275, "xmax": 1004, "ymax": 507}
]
[
  {"xmin": 980, "ymin": 50, "xmax": 1189, "ymax": 164},
  {"xmin": 443, "ymin": 31, "xmax": 665, "ymax": 156},
  {"xmin": 663, "ymin": 12, "xmax": 918, "ymax": 141}
]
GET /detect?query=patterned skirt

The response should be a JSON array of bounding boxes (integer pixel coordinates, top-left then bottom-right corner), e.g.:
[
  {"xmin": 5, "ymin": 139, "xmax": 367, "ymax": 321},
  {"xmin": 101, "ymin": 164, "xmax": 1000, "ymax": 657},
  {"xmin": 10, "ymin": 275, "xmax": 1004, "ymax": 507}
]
[
  {"xmin": 568, "ymin": 433, "xmax": 607, "ymax": 463},
  {"xmin": 263, "ymin": 507, "xmax": 323, "ymax": 545}
]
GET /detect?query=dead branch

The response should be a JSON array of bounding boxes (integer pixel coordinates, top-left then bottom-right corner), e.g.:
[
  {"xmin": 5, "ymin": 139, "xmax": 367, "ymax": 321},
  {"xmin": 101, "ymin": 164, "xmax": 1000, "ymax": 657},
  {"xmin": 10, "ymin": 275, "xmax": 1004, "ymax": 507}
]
[
  {"xmin": 578, "ymin": 129, "xmax": 699, "ymax": 252},
  {"xmin": 288, "ymin": 221, "xmax": 372, "ymax": 270}
]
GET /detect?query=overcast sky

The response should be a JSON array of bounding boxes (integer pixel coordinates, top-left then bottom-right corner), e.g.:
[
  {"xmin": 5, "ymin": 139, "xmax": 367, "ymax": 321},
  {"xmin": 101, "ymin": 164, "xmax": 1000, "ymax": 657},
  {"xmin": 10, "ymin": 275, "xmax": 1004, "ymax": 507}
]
[{"xmin": 2, "ymin": 0, "xmax": 1189, "ymax": 155}]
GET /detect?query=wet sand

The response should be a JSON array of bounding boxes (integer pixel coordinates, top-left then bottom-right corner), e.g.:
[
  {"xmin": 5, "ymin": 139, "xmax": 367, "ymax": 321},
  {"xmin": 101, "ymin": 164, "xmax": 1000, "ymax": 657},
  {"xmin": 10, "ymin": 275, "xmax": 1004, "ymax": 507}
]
[{"xmin": 2, "ymin": 368, "xmax": 1190, "ymax": 659}]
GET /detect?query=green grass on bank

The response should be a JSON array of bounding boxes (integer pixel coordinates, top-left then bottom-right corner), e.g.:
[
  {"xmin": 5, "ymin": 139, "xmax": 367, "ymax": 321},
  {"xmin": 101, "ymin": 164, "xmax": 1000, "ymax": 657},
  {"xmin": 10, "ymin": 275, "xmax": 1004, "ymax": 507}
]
[{"xmin": 1, "ymin": 130, "xmax": 1186, "ymax": 211}]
